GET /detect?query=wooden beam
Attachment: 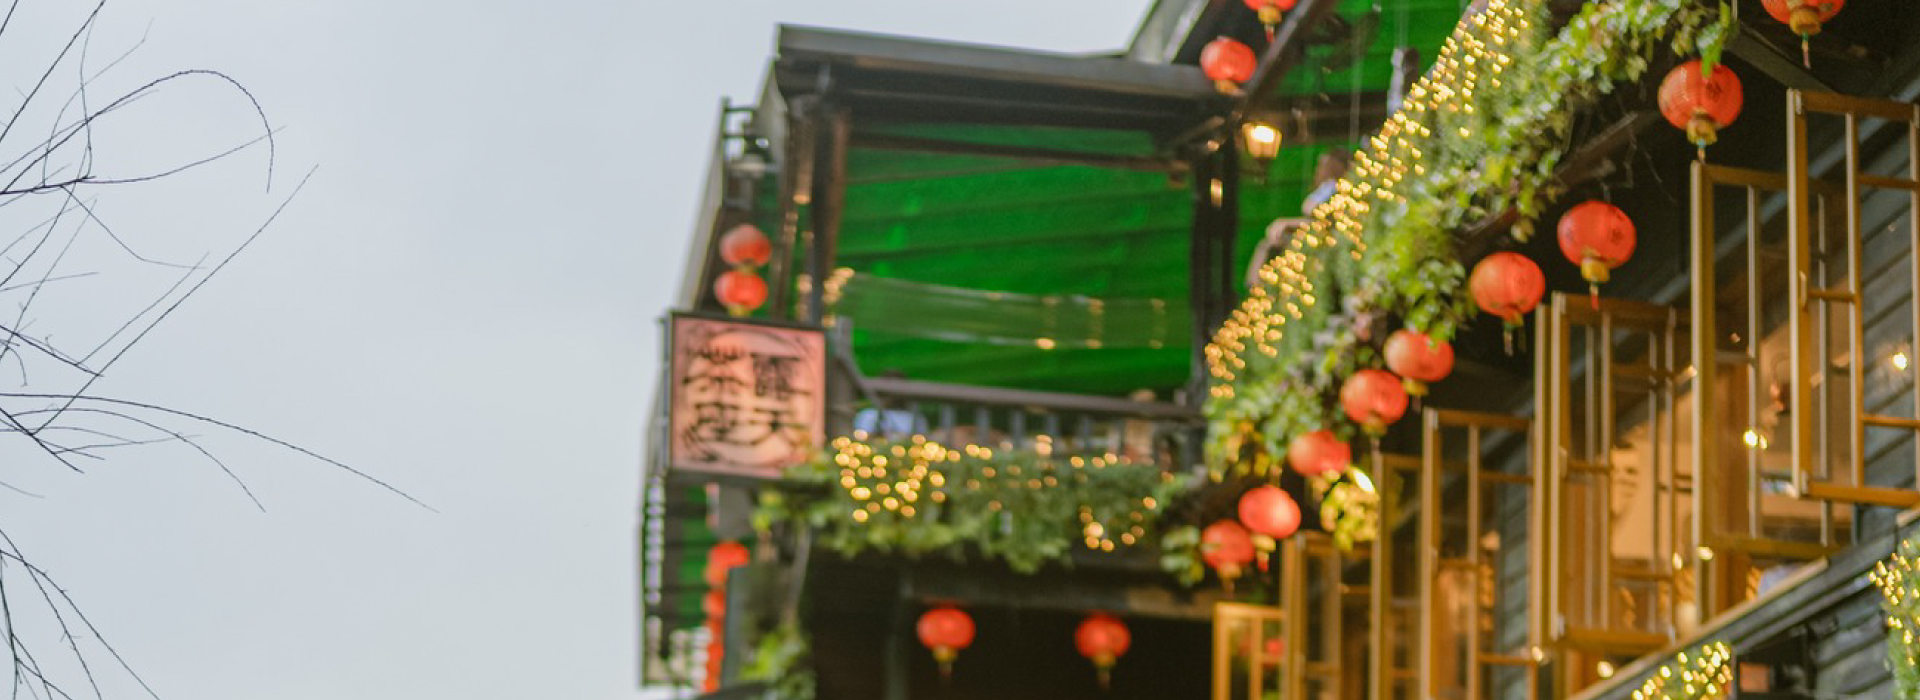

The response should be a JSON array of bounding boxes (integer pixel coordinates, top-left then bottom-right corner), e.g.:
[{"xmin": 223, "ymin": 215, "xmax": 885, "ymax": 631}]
[
  {"xmin": 862, "ymin": 376, "xmax": 1201, "ymax": 421},
  {"xmin": 1726, "ymin": 23, "xmax": 1836, "ymax": 93},
  {"xmin": 901, "ymin": 564, "xmax": 1223, "ymax": 621},
  {"xmin": 1233, "ymin": 0, "xmax": 1343, "ymax": 123},
  {"xmin": 849, "ymin": 132, "xmax": 1185, "ymax": 173},
  {"xmin": 1458, "ymin": 111, "xmax": 1661, "ymax": 259}
]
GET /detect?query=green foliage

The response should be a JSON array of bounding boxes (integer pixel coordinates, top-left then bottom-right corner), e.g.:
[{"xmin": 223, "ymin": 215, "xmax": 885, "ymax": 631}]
[
  {"xmin": 760, "ymin": 439, "xmax": 1190, "ymax": 575},
  {"xmin": 1157, "ymin": 525, "xmax": 1207, "ymax": 586},
  {"xmin": 1873, "ymin": 532, "xmax": 1920, "ymax": 699},
  {"xmin": 741, "ymin": 620, "xmax": 816, "ymax": 700},
  {"xmin": 1205, "ymin": 0, "xmax": 1731, "ymax": 483},
  {"xmin": 1203, "ymin": 0, "xmax": 1732, "ymax": 546}
]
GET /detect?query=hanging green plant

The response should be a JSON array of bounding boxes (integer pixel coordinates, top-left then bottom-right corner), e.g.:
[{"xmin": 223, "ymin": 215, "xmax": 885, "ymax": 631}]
[
  {"xmin": 741, "ymin": 620, "xmax": 816, "ymax": 700},
  {"xmin": 759, "ymin": 437, "xmax": 1189, "ymax": 575},
  {"xmin": 1204, "ymin": 0, "xmax": 1733, "ymax": 488}
]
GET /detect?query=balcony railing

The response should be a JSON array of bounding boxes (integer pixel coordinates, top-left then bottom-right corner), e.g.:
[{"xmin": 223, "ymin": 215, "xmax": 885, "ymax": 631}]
[{"xmin": 832, "ymin": 359, "xmax": 1202, "ymax": 471}]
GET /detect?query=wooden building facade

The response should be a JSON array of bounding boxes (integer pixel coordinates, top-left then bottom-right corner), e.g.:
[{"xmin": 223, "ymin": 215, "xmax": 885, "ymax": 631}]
[{"xmin": 645, "ymin": 0, "xmax": 1920, "ymax": 698}]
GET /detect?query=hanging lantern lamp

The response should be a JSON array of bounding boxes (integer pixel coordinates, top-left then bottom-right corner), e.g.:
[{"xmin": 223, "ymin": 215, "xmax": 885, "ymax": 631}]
[
  {"xmin": 1286, "ymin": 429, "xmax": 1351, "ymax": 477},
  {"xmin": 1470, "ymin": 252, "xmax": 1545, "ymax": 351},
  {"xmin": 719, "ymin": 224, "xmax": 772, "ymax": 267},
  {"xmin": 1658, "ymin": 60, "xmax": 1744, "ymax": 160},
  {"xmin": 1242, "ymin": 120, "xmax": 1283, "ymax": 168},
  {"xmin": 1383, "ymin": 329, "xmax": 1454, "ymax": 397},
  {"xmin": 1200, "ymin": 520, "xmax": 1257, "ymax": 590},
  {"xmin": 1075, "ymin": 613, "xmax": 1132, "ymax": 689},
  {"xmin": 1201, "ymin": 37, "xmax": 1258, "ymax": 95},
  {"xmin": 1237, "ymin": 485, "xmax": 1302, "ymax": 539},
  {"xmin": 713, "ymin": 269, "xmax": 769, "ymax": 316},
  {"xmin": 1557, "ymin": 200, "xmax": 1636, "ymax": 307},
  {"xmin": 917, "ymin": 606, "xmax": 976, "ymax": 679},
  {"xmin": 1341, "ymin": 369, "xmax": 1409, "ymax": 437},
  {"xmin": 1243, "ymin": 0, "xmax": 1298, "ymax": 38},
  {"xmin": 1762, "ymin": 0, "xmax": 1845, "ymax": 67}
]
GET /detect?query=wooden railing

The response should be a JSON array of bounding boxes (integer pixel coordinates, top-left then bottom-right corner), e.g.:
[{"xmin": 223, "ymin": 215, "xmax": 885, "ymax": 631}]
[
  {"xmin": 1212, "ymin": 533, "xmax": 1349, "ymax": 700},
  {"xmin": 836, "ymin": 373, "xmax": 1202, "ymax": 469}
]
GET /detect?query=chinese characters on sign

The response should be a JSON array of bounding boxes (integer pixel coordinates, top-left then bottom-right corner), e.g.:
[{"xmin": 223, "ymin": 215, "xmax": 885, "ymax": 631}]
[{"xmin": 668, "ymin": 314, "xmax": 825, "ymax": 479}]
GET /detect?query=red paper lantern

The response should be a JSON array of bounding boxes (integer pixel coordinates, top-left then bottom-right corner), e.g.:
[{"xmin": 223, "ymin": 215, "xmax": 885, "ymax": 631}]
[
  {"xmin": 719, "ymin": 224, "xmax": 771, "ymax": 267},
  {"xmin": 1201, "ymin": 520, "xmax": 1256, "ymax": 586},
  {"xmin": 1201, "ymin": 38, "xmax": 1257, "ymax": 94},
  {"xmin": 702, "ymin": 590, "xmax": 728, "ymax": 619},
  {"xmin": 704, "ymin": 540, "xmax": 750, "ymax": 588},
  {"xmin": 1383, "ymin": 329, "xmax": 1454, "ymax": 397},
  {"xmin": 1557, "ymin": 201, "xmax": 1636, "ymax": 305},
  {"xmin": 713, "ymin": 269, "xmax": 768, "ymax": 316},
  {"xmin": 704, "ymin": 639, "xmax": 725, "ymax": 692},
  {"xmin": 1075, "ymin": 613, "xmax": 1132, "ymax": 689},
  {"xmin": 1762, "ymin": 0, "xmax": 1844, "ymax": 65},
  {"xmin": 1658, "ymin": 61, "xmax": 1743, "ymax": 154},
  {"xmin": 1470, "ymin": 252, "xmax": 1545, "ymax": 326},
  {"xmin": 1237, "ymin": 485, "xmax": 1301, "ymax": 539},
  {"xmin": 1341, "ymin": 369, "xmax": 1409, "ymax": 436},
  {"xmin": 1243, "ymin": 0, "xmax": 1298, "ymax": 36},
  {"xmin": 1286, "ymin": 429, "xmax": 1351, "ymax": 477},
  {"xmin": 917, "ymin": 606, "xmax": 976, "ymax": 678},
  {"xmin": 1259, "ymin": 637, "xmax": 1285, "ymax": 666}
]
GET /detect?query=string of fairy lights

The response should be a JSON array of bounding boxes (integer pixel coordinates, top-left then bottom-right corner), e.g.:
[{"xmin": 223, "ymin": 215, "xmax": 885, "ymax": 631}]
[
  {"xmin": 1630, "ymin": 642, "xmax": 1732, "ymax": 700},
  {"xmin": 826, "ymin": 436, "xmax": 1167, "ymax": 552},
  {"xmin": 1872, "ymin": 535, "xmax": 1920, "ymax": 694},
  {"xmin": 1205, "ymin": 0, "xmax": 1535, "ymax": 395}
]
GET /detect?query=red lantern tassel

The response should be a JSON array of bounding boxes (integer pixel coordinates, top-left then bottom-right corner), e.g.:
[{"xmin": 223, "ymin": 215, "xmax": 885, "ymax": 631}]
[{"xmin": 935, "ymin": 647, "xmax": 957, "ymax": 683}]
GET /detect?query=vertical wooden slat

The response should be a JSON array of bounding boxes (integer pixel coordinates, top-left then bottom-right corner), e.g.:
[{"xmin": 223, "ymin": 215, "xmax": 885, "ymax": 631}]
[
  {"xmin": 1532, "ymin": 302, "xmax": 1554, "ymax": 653},
  {"xmin": 1552, "ymin": 293, "xmax": 1571, "ymax": 639},
  {"xmin": 1597, "ymin": 311, "xmax": 1614, "ymax": 630},
  {"xmin": 1817, "ymin": 190, "xmax": 1836, "ymax": 545},
  {"xmin": 1786, "ymin": 89, "xmax": 1819, "ymax": 501},
  {"xmin": 1323, "ymin": 544, "xmax": 1343, "ymax": 700},
  {"xmin": 1285, "ymin": 539, "xmax": 1308, "ymax": 700},
  {"xmin": 1748, "ymin": 184, "xmax": 1764, "ymax": 540},
  {"xmin": 1846, "ymin": 114, "xmax": 1866, "ymax": 488},
  {"xmin": 1212, "ymin": 605, "xmax": 1231, "ymax": 700},
  {"xmin": 1466, "ymin": 424, "xmax": 1483, "ymax": 699},
  {"xmin": 1690, "ymin": 159, "xmax": 1717, "ymax": 640},
  {"xmin": 1420, "ymin": 409, "xmax": 1443, "ymax": 700},
  {"xmin": 1371, "ymin": 456, "xmax": 1394, "ymax": 700},
  {"xmin": 1910, "ymin": 104, "xmax": 1920, "ymax": 491}
]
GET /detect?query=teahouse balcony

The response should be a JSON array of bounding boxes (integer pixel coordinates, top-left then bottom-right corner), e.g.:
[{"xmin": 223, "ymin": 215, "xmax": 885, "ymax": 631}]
[{"xmin": 646, "ymin": 1, "xmax": 1920, "ymax": 698}]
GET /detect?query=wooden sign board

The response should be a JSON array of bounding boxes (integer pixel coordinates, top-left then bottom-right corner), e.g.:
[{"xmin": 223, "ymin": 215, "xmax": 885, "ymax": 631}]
[{"xmin": 666, "ymin": 313, "xmax": 826, "ymax": 479}]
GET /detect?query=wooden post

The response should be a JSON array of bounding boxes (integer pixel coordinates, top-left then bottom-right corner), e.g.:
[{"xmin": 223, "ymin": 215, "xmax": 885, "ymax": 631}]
[
  {"xmin": 771, "ymin": 97, "xmax": 817, "ymax": 320},
  {"xmin": 1188, "ymin": 148, "xmax": 1218, "ymax": 395},
  {"xmin": 807, "ymin": 103, "xmax": 850, "ymax": 325}
]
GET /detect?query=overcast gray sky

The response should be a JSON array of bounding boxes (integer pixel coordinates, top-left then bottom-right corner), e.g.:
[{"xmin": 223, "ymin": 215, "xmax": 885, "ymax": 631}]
[{"xmin": 2, "ymin": 1, "xmax": 1151, "ymax": 699}]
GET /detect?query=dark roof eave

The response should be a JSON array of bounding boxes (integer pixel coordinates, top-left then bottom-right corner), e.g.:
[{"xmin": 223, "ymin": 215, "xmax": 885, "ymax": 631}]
[{"xmin": 774, "ymin": 24, "xmax": 1215, "ymax": 103}]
